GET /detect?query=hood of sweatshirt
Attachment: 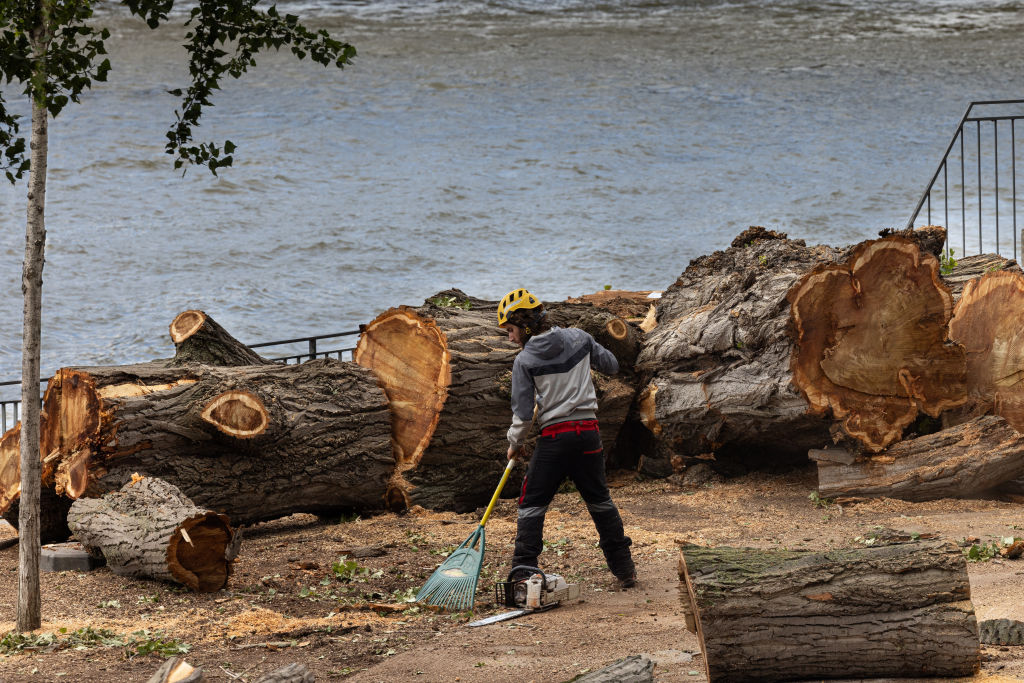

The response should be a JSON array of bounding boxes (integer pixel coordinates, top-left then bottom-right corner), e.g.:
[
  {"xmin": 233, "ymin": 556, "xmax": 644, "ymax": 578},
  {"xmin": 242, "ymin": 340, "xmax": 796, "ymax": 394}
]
[{"xmin": 524, "ymin": 327, "xmax": 565, "ymax": 359}]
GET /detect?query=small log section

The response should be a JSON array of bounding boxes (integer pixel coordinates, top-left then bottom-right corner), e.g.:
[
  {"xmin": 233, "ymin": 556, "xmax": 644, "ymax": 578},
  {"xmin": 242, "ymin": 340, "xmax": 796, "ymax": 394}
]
[
  {"xmin": 948, "ymin": 269, "xmax": 1024, "ymax": 431},
  {"xmin": 354, "ymin": 290, "xmax": 639, "ymax": 511},
  {"xmin": 169, "ymin": 310, "xmax": 270, "ymax": 366},
  {"xmin": 789, "ymin": 235, "xmax": 967, "ymax": 452},
  {"xmin": 816, "ymin": 415, "xmax": 1024, "ymax": 501},
  {"xmin": 147, "ymin": 657, "xmax": 203, "ymax": 683},
  {"xmin": 0, "ymin": 358, "xmax": 393, "ymax": 537},
  {"xmin": 574, "ymin": 655, "xmax": 655, "ymax": 683},
  {"xmin": 678, "ymin": 540, "xmax": 979, "ymax": 682},
  {"xmin": 68, "ymin": 476, "xmax": 237, "ymax": 592},
  {"xmin": 635, "ymin": 228, "xmax": 843, "ymax": 475}
]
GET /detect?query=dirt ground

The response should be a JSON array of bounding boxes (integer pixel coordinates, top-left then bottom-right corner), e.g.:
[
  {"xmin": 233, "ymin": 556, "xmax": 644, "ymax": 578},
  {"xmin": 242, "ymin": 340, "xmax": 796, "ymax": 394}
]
[{"xmin": 0, "ymin": 465, "xmax": 1022, "ymax": 682}]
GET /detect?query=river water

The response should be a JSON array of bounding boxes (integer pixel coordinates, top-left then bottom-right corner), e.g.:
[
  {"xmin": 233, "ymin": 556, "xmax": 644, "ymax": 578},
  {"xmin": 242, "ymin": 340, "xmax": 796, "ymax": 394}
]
[{"xmin": 1, "ymin": 0, "xmax": 1022, "ymax": 389}]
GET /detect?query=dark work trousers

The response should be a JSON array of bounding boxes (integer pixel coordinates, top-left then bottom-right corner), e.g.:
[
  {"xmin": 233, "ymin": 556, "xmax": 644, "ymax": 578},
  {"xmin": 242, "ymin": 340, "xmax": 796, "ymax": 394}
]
[{"xmin": 512, "ymin": 423, "xmax": 635, "ymax": 579}]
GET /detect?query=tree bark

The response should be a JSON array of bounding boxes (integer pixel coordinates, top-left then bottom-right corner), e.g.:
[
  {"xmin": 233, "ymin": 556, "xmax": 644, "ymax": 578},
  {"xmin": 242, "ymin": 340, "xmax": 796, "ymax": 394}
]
[
  {"xmin": 68, "ymin": 477, "xmax": 237, "ymax": 592},
  {"xmin": 815, "ymin": 415, "xmax": 1024, "ymax": 501},
  {"xmin": 635, "ymin": 230, "xmax": 843, "ymax": 475},
  {"xmin": 0, "ymin": 359, "xmax": 393, "ymax": 531},
  {"xmin": 678, "ymin": 540, "xmax": 979, "ymax": 682},
  {"xmin": 354, "ymin": 290, "xmax": 639, "ymax": 511},
  {"xmin": 169, "ymin": 310, "xmax": 270, "ymax": 366},
  {"xmin": 942, "ymin": 252, "xmax": 1020, "ymax": 299},
  {"xmin": 17, "ymin": 59, "xmax": 51, "ymax": 634}
]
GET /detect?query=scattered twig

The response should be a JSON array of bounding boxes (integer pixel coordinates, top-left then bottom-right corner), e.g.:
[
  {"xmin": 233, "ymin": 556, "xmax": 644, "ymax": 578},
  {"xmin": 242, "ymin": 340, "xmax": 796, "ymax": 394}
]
[{"xmin": 232, "ymin": 640, "xmax": 309, "ymax": 651}]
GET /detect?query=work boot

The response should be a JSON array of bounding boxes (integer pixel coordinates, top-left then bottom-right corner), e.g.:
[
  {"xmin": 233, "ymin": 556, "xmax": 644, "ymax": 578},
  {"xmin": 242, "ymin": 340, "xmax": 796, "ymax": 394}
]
[{"xmin": 616, "ymin": 572, "xmax": 637, "ymax": 589}]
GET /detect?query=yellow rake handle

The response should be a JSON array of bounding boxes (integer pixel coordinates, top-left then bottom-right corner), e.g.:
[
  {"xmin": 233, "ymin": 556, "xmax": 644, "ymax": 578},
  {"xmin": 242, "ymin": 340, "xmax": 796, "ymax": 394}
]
[{"xmin": 479, "ymin": 459, "xmax": 516, "ymax": 528}]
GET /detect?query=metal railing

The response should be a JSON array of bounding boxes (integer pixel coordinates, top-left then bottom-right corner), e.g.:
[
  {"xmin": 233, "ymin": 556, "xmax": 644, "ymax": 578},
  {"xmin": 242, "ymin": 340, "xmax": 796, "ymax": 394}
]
[
  {"xmin": 907, "ymin": 99, "xmax": 1024, "ymax": 261},
  {"xmin": 0, "ymin": 329, "xmax": 360, "ymax": 435}
]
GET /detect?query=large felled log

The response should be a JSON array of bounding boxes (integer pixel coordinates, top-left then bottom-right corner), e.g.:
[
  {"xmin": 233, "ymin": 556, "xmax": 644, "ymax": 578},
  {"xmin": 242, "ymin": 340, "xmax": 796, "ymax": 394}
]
[
  {"xmin": 635, "ymin": 228, "xmax": 843, "ymax": 475},
  {"xmin": 68, "ymin": 477, "xmax": 237, "ymax": 592},
  {"xmin": 0, "ymin": 359, "xmax": 393, "ymax": 533},
  {"xmin": 354, "ymin": 290, "xmax": 639, "ymax": 511},
  {"xmin": 637, "ymin": 227, "xmax": 972, "ymax": 475},
  {"xmin": 678, "ymin": 540, "xmax": 979, "ymax": 682},
  {"xmin": 816, "ymin": 415, "xmax": 1024, "ymax": 501}
]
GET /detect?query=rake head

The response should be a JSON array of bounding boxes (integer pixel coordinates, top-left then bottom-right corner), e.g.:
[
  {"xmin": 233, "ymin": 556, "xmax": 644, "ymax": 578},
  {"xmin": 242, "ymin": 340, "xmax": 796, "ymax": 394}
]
[{"xmin": 415, "ymin": 527, "xmax": 485, "ymax": 611}]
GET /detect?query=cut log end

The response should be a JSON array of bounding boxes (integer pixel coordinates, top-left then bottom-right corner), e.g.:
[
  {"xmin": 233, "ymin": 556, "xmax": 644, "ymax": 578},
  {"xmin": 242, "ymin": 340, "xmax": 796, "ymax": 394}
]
[
  {"xmin": 950, "ymin": 270, "xmax": 1024, "ymax": 432},
  {"xmin": 168, "ymin": 514, "xmax": 233, "ymax": 592},
  {"xmin": 789, "ymin": 236, "xmax": 966, "ymax": 452},
  {"xmin": 0, "ymin": 424, "xmax": 22, "ymax": 514},
  {"xmin": 355, "ymin": 307, "xmax": 452, "ymax": 465},
  {"xmin": 169, "ymin": 310, "xmax": 208, "ymax": 344},
  {"xmin": 604, "ymin": 318, "xmax": 628, "ymax": 341},
  {"xmin": 200, "ymin": 391, "xmax": 269, "ymax": 438}
]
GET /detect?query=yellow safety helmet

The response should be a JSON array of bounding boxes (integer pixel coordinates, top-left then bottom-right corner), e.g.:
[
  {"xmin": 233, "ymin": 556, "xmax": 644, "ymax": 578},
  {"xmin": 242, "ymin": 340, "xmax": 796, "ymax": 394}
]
[{"xmin": 497, "ymin": 288, "xmax": 542, "ymax": 328}]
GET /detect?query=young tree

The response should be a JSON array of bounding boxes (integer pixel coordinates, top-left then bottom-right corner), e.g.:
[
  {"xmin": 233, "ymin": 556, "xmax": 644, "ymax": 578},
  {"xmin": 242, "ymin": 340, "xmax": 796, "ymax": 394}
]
[{"xmin": 0, "ymin": 0, "xmax": 355, "ymax": 631}]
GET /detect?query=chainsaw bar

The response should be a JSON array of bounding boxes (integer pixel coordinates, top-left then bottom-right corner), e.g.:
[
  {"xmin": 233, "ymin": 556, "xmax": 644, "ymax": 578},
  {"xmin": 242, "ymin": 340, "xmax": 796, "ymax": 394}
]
[{"xmin": 466, "ymin": 603, "xmax": 558, "ymax": 627}]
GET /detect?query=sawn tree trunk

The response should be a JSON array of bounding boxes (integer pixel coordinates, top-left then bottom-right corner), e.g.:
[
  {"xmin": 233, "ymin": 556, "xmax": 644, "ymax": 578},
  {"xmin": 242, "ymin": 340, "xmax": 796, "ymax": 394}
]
[
  {"xmin": 354, "ymin": 290, "xmax": 640, "ymax": 511},
  {"xmin": 636, "ymin": 227, "xmax": 968, "ymax": 476},
  {"xmin": 678, "ymin": 539, "xmax": 979, "ymax": 682},
  {"xmin": 68, "ymin": 476, "xmax": 238, "ymax": 592},
  {"xmin": 0, "ymin": 359, "xmax": 393, "ymax": 537}
]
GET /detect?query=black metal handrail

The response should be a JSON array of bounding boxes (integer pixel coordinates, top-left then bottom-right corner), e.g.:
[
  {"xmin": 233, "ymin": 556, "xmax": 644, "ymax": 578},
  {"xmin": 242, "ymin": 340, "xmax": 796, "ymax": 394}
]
[
  {"xmin": 0, "ymin": 329, "xmax": 361, "ymax": 434},
  {"xmin": 907, "ymin": 99, "xmax": 1024, "ymax": 260}
]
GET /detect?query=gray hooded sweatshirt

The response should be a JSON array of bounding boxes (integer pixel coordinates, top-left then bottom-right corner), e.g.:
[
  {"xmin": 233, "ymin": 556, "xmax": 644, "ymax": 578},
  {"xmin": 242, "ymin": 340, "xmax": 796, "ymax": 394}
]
[{"xmin": 507, "ymin": 326, "xmax": 619, "ymax": 447}]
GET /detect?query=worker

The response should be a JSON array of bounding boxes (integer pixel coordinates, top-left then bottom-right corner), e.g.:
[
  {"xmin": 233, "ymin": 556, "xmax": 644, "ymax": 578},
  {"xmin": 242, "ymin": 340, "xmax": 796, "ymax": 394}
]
[{"xmin": 498, "ymin": 288, "xmax": 636, "ymax": 589}]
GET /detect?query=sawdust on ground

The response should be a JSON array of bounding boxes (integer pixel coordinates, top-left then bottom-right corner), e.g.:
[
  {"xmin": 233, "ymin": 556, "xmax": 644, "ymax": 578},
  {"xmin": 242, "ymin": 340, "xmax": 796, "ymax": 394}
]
[{"xmin": 0, "ymin": 466, "xmax": 1021, "ymax": 682}]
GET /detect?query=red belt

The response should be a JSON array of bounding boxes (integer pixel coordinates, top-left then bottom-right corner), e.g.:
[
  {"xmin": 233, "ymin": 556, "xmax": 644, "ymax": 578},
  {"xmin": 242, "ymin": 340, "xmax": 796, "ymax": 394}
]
[{"xmin": 541, "ymin": 419, "xmax": 599, "ymax": 437}]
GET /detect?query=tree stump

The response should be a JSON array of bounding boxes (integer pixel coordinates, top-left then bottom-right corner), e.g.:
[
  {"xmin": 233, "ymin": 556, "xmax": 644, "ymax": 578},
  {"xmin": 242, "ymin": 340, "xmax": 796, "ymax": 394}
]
[
  {"xmin": 815, "ymin": 415, "xmax": 1024, "ymax": 501},
  {"xmin": 354, "ymin": 290, "xmax": 639, "ymax": 511},
  {"xmin": 0, "ymin": 359, "xmax": 393, "ymax": 535},
  {"xmin": 68, "ymin": 477, "xmax": 237, "ymax": 592},
  {"xmin": 678, "ymin": 540, "xmax": 980, "ymax": 682},
  {"xmin": 635, "ymin": 229, "xmax": 843, "ymax": 475}
]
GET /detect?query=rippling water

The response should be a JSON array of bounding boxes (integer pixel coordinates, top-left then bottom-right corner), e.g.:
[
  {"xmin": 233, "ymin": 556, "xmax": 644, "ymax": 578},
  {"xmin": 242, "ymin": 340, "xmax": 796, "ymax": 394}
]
[{"xmin": 1, "ymin": 0, "xmax": 1022, "ymax": 389}]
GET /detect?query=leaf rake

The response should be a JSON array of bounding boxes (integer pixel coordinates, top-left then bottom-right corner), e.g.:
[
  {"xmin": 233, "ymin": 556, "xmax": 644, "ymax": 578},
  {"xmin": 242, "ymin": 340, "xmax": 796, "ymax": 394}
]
[{"xmin": 415, "ymin": 459, "xmax": 515, "ymax": 611}]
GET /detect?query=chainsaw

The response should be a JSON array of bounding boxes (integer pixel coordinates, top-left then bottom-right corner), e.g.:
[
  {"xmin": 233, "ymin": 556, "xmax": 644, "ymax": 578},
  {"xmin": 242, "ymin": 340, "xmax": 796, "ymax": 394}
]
[{"xmin": 467, "ymin": 565, "xmax": 581, "ymax": 627}]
